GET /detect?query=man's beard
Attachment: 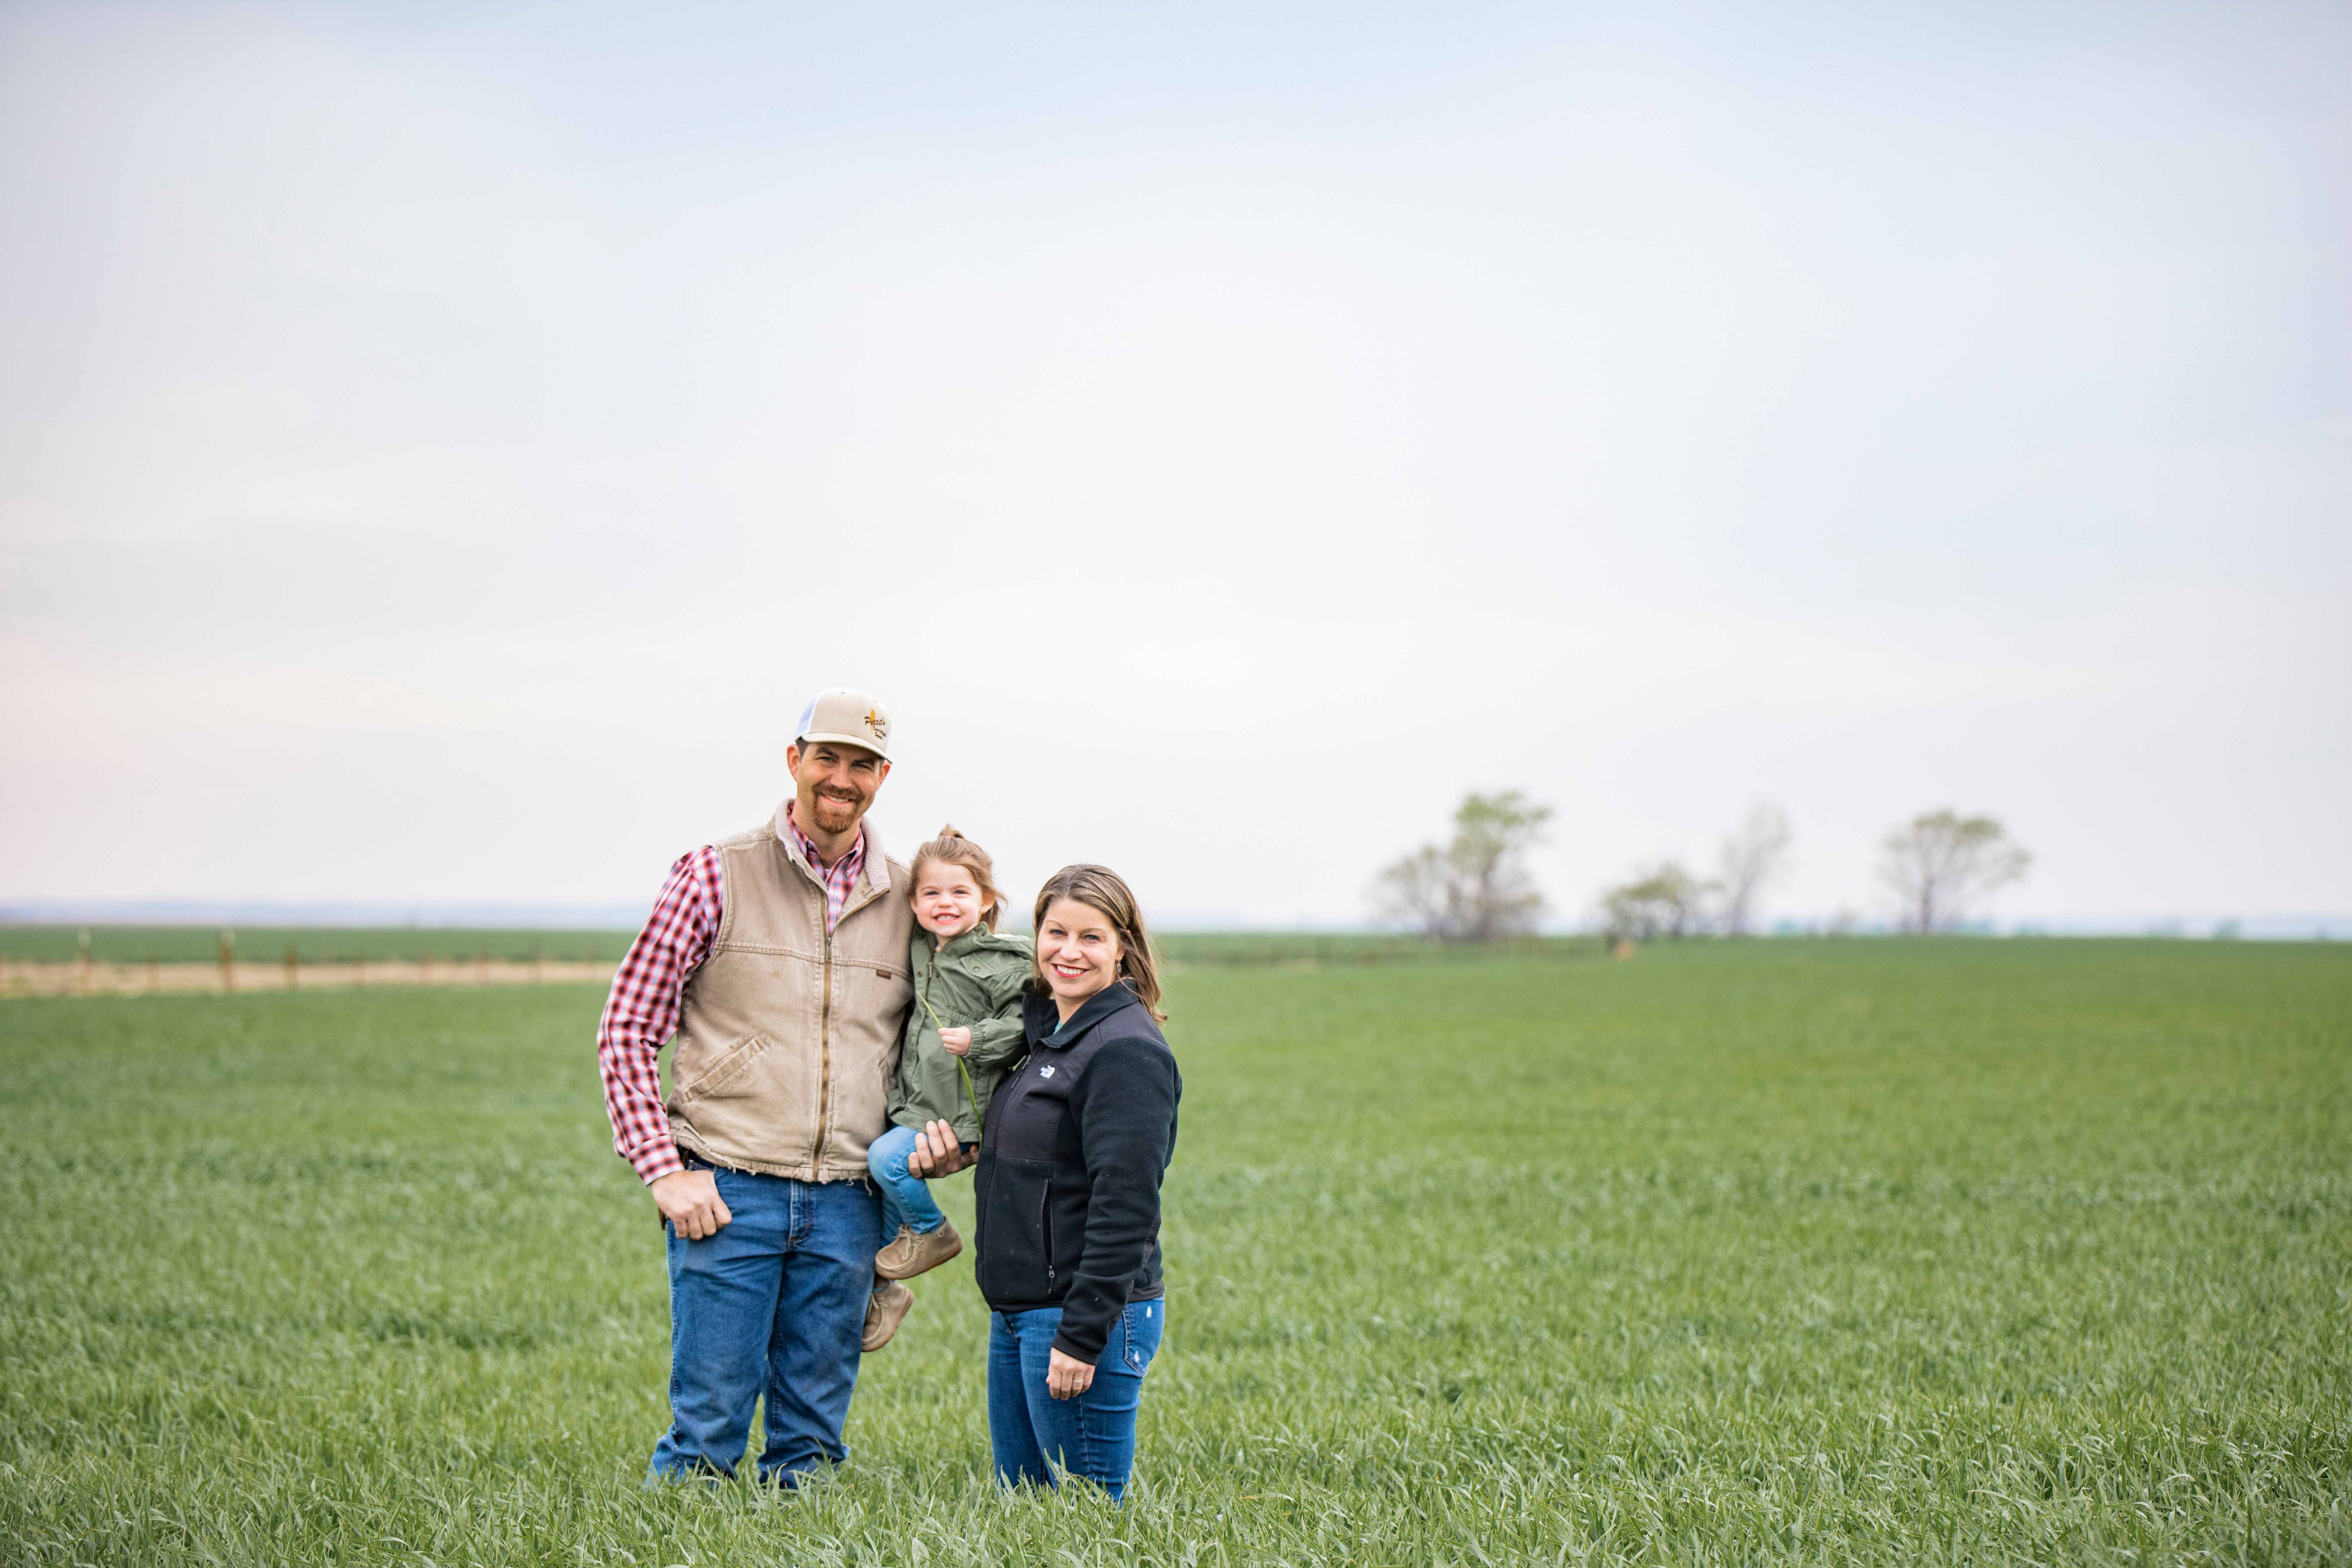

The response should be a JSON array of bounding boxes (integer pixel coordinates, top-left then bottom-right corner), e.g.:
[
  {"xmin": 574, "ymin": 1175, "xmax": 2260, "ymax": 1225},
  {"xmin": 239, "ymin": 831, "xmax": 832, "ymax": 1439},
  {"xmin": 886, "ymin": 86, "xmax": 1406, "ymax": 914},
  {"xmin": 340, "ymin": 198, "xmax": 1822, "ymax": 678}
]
[{"xmin": 806, "ymin": 790, "xmax": 862, "ymax": 832}]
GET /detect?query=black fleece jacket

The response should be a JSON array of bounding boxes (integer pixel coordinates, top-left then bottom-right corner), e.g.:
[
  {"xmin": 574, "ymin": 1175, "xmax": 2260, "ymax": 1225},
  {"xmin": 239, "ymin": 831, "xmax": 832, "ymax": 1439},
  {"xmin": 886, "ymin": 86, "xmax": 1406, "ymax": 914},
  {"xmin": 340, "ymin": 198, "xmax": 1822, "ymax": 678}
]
[{"xmin": 972, "ymin": 983, "xmax": 1181, "ymax": 1363}]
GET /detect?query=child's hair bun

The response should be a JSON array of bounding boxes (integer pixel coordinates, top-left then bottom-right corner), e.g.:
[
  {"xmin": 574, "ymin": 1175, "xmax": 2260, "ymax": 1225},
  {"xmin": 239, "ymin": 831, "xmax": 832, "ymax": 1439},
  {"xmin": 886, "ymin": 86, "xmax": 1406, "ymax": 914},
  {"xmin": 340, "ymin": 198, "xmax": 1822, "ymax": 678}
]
[{"xmin": 937, "ymin": 823, "xmax": 963, "ymax": 839}]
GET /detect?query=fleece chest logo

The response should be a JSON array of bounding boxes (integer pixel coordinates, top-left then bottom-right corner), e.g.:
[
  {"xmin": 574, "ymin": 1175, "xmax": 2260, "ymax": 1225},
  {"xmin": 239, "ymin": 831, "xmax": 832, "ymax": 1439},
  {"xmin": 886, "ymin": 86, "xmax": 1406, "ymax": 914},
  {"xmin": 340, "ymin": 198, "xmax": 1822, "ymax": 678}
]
[{"xmin": 1038, "ymin": 1065, "xmax": 1055, "ymax": 1079}]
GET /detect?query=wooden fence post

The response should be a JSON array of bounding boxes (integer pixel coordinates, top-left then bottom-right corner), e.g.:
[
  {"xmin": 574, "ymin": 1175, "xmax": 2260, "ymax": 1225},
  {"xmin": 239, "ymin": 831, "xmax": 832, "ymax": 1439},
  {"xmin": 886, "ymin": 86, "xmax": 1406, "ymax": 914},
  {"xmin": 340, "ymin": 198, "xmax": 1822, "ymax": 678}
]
[
  {"xmin": 218, "ymin": 930, "xmax": 236, "ymax": 992},
  {"xmin": 284, "ymin": 941, "xmax": 299, "ymax": 991},
  {"xmin": 147, "ymin": 951, "xmax": 161, "ymax": 993},
  {"xmin": 76, "ymin": 928, "xmax": 93, "ymax": 995}
]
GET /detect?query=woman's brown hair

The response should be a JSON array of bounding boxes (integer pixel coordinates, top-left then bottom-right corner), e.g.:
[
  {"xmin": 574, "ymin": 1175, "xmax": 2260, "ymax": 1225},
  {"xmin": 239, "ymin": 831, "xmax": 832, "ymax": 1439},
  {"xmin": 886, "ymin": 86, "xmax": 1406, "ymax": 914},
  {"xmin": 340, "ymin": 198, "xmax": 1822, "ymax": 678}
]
[
  {"xmin": 909, "ymin": 825, "xmax": 1008, "ymax": 931},
  {"xmin": 1031, "ymin": 863, "xmax": 1167, "ymax": 1021}
]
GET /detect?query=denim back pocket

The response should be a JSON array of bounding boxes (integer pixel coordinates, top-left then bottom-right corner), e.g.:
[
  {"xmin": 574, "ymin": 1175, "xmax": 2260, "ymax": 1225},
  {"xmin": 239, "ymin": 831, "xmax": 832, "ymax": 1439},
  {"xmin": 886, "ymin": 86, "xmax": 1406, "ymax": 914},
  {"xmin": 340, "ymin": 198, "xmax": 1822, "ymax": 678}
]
[{"xmin": 1119, "ymin": 1300, "xmax": 1164, "ymax": 1375}]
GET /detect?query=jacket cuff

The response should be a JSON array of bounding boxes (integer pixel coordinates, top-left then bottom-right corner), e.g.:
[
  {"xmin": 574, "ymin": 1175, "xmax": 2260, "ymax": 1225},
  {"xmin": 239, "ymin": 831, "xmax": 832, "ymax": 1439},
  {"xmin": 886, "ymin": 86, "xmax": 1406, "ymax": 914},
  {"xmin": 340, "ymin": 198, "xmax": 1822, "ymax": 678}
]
[
  {"xmin": 965, "ymin": 1018, "xmax": 1027, "ymax": 1067},
  {"xmin": 1049, "ymin": 1294, "xmax": 1112, "ymax": 1363}
]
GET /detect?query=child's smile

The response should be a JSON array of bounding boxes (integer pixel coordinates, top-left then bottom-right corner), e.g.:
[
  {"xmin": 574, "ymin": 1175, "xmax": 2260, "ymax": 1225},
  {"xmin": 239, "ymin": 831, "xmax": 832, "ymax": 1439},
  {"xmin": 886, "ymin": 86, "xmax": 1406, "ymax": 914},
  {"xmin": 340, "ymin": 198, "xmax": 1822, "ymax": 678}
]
[{"xmin": 912, "ymin": 865, "xmax": 986, "ymax": 940}]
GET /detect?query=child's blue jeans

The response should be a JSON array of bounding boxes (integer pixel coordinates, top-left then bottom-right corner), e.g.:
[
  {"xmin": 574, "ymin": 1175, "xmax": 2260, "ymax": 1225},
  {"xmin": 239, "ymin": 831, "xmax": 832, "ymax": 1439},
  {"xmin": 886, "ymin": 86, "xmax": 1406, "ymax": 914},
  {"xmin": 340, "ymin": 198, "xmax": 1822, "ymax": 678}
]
[{"xmin": 866, "ymin": 1124, "xmax": 962, "ymax": 1237}]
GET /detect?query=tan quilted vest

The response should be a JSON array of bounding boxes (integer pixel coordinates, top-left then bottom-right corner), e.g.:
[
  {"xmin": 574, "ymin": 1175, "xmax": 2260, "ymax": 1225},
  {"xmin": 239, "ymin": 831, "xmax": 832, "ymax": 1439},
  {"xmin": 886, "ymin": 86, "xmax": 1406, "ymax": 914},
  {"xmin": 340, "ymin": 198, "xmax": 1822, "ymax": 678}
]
[{"xmin": 665, "ymin": 806, "xmax": 915, "ymax": 1181}]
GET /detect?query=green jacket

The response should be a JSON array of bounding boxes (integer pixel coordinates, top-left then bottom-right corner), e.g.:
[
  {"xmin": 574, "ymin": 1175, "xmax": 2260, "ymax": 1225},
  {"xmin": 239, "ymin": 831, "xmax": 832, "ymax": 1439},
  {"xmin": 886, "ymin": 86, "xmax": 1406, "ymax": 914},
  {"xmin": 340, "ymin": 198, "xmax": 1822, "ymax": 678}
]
[{"xmin": 887, "ymin": 925, "xmax": 1034, "ymax": 1144}]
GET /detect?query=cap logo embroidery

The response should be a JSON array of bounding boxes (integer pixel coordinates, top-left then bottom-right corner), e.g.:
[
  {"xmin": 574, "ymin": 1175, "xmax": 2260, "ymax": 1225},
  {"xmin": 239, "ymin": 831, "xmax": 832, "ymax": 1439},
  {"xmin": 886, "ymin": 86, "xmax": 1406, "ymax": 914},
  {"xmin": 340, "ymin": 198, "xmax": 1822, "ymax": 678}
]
[{"xmin": 864, "ymin": 709, "xmax": 889, "ymax": 742}]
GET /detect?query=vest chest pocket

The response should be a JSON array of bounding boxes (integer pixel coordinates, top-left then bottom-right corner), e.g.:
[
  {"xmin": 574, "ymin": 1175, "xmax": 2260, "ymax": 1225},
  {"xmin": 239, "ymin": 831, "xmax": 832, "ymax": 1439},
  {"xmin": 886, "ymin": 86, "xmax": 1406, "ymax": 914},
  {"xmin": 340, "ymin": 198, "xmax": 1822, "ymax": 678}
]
[{"xmin": 832, "ymin": 954, "xmax": 913, "ymax": 1009}]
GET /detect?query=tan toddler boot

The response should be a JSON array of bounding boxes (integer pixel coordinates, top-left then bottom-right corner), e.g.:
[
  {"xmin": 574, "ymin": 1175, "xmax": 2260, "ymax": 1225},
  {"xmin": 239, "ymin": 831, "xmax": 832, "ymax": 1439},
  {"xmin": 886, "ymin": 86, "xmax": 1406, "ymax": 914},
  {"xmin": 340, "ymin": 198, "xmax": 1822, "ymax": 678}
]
[
  {"xmin": 874, "ymin": 1218, "xmax": 964, "ymax": 1281},
  {"xmin": 862, "ymin": 1280, "xmax": 914, "ymax": 1352}
]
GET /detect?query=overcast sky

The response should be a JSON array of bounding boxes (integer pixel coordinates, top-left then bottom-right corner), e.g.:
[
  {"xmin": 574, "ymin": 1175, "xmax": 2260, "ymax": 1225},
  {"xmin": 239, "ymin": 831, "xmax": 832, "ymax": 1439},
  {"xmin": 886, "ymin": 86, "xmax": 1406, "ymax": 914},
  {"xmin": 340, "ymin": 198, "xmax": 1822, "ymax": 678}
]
[{"xmin": 2, "ymin": 1, "xmax": 2346, "ymax": 930}]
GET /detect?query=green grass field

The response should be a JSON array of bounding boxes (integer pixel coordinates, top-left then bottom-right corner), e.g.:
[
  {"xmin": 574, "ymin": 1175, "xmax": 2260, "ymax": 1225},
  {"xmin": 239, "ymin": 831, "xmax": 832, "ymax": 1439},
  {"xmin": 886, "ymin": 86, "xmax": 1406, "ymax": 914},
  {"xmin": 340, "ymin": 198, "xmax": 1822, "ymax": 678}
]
[{"xmin": 2, "ymin": 940, "xmax": 2346, "ymax": 1564}]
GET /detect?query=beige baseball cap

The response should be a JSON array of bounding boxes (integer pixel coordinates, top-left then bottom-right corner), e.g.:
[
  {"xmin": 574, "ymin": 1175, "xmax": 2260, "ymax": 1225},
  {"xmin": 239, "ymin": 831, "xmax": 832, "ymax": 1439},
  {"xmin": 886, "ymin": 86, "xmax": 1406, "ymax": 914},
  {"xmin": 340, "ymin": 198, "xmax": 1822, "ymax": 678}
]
[{"xmin": 794, "ymin": 688, "xmax": 891, "ymax": 758}]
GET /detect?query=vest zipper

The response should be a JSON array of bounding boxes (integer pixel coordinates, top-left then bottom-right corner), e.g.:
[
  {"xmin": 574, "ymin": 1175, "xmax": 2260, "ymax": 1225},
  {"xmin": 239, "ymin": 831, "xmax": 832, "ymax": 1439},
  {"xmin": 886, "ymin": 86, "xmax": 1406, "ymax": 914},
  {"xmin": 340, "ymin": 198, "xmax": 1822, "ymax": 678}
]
[
  {"xmin": 816, "ymin": 927, "xmax": 833, "ymax": 1160},
  {"xmin": 816, "ymin": 877, "xmax": 886, "ymax": 1170}
]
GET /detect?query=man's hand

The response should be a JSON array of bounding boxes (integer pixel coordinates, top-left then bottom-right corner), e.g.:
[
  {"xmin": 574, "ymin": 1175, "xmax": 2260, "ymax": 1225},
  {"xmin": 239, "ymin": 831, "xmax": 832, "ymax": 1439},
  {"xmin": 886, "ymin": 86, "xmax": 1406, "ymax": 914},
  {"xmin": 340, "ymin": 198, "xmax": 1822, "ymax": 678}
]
[
  {"xmin": 1047, "ymin": 1347, "xmax": 1095, "ymax": 1399},
  {"xmin": 906, "ymin": 1118, "xmax": 976, "ymax": 1177},
  {"xmin": 650, "ymin": 1168, "xmax": 733, "ymax": 1240},
  {"xmin": 937, "ymin": 1026, "xmax": 972, "ymax": 1057}
]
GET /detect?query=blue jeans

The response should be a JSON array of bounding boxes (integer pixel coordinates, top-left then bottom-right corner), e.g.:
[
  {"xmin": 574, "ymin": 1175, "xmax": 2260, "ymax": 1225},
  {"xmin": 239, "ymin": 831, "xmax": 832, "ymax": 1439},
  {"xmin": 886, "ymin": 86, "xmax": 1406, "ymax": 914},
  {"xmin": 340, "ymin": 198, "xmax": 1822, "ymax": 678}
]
[
  {"xmin": 866, "ymin": 1124, "xmax": 947, "ymax": 1238},
  {"xmin": 987, "ymin": 1300, "xmax": 1165, "ymax": 1502},
  {"xmin": 646, "ymin": 1162, "xmax": 880, "ymax": 1487}
]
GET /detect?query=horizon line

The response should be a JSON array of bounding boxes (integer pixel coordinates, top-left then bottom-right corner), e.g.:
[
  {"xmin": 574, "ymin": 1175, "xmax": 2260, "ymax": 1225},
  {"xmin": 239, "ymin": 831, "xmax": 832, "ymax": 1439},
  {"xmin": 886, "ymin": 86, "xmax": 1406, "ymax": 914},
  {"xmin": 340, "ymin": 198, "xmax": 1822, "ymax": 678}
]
[{"xmin": 0, "ymin": 900, "xmax": 2345, "ymax": 941}]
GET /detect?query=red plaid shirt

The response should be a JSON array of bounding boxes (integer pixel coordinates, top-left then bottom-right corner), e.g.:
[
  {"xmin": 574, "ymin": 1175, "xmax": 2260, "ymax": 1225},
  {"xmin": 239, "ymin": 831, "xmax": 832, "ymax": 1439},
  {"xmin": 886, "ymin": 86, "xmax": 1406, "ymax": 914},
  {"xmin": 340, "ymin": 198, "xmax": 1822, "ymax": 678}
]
[
  {"xmin": 785, "ymin": 807, "xmax": 868, "ymax": 935},
  {"xmin": 596, "ymin": 805, "xmax": 869, "ymax": 1184}
]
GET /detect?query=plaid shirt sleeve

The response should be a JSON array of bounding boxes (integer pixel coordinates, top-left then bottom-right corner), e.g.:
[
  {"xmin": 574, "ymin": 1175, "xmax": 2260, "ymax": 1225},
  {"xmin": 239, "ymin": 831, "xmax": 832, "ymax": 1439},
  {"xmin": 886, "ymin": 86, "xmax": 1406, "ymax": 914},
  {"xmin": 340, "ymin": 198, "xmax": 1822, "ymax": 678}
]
[{"xmin": 596, "ymin": 846, "xmax": 724, "ymax": 1184}]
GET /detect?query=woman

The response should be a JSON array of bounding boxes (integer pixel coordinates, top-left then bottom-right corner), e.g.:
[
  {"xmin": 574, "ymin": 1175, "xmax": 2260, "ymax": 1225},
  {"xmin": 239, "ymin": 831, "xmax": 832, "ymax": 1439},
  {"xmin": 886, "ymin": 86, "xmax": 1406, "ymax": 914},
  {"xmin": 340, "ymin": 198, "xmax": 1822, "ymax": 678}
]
[{"xmin": 908, "ymin": 863, "xmax": 1181, "ymax": 1502}]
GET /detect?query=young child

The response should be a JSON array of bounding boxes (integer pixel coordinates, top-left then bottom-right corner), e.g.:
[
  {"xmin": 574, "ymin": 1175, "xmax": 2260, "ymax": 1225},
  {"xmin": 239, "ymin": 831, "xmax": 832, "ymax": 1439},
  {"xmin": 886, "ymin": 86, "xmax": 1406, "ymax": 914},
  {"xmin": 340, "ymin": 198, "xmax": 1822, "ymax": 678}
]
[{"xmin": 862, "ymin": 826, "xmax": 1032, "ymax": 1351}]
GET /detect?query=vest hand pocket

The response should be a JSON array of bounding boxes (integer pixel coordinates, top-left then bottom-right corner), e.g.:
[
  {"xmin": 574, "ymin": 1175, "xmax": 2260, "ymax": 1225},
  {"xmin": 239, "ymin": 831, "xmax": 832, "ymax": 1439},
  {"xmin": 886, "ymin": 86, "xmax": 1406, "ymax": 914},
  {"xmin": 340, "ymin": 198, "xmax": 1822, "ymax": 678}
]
[{"xmin": 674, "ymin": 1033, "xmax": 771, "ymax": 1104}]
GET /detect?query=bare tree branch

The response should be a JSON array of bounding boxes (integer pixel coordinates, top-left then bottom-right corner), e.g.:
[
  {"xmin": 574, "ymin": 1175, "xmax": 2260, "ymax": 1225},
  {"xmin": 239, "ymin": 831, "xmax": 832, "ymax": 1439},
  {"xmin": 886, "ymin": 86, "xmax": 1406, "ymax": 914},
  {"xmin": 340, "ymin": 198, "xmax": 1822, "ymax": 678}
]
[{"xmin": 1715, "ymin": 802, "xmax": 1792, "ymax": 937}]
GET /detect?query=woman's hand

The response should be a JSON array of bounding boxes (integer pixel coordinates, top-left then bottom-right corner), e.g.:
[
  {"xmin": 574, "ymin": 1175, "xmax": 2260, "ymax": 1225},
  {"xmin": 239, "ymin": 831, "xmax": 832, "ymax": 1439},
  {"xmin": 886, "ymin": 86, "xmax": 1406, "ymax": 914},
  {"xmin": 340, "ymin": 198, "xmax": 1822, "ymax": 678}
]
[
  {"xmin": 1047, "ymin": 1347, "xmax": 1095, "ymax": 1399},
  {"xmin": 937, "ymin": 1026, "xmax": 972, "ymax": 1056},
  {"xmin": 906, "ymin": 1119, "xmax": 976, "ymax": 1177}
]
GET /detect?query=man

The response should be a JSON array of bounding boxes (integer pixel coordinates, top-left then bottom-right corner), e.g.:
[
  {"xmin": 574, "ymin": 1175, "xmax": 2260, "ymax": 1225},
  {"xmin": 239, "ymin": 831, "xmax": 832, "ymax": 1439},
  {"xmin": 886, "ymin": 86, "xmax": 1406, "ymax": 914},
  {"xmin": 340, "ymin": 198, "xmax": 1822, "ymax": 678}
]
[{"xmin": 596, "ymin": 687, "xmax": 916, "ymax": 1486}]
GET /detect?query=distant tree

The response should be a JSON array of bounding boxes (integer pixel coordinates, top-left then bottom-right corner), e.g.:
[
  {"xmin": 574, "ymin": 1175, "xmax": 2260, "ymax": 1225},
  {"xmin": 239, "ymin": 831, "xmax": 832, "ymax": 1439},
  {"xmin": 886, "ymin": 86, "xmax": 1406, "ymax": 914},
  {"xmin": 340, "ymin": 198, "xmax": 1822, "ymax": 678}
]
[
  {"xmin": 1376, "ymin": 791, "xmax": 1552, "ymax": 941},
  {"xmin": 1600, "ymin": 861, "xmax": 1714, "ymax": 941},
  {"xmin": 1375, "ymin": 844, "xmax": 1453, "ymax": 939},
  {"xmin": 1714, "ymin": 803, "xmax": 1792, "ymax": 937},
  {"xmin": 1878, "ymin": 810, "xmax": 2031, "ymax": 933}
]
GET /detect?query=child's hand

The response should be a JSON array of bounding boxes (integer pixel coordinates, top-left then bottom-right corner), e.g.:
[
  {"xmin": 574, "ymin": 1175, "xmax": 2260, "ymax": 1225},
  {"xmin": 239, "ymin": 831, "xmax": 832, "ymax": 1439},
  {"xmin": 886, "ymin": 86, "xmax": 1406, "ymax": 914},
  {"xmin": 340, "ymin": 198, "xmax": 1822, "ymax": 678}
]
[{"xmin": 938, "ymin": 1026, "xmax": 972, "ymax": 1056}]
